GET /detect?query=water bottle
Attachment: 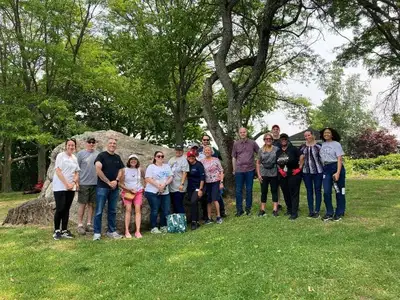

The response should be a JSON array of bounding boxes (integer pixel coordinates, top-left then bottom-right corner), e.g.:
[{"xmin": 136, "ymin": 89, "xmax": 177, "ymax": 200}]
[{"xmin": 332, "ymin": 176, "xmax": 340, "ymax": 194}]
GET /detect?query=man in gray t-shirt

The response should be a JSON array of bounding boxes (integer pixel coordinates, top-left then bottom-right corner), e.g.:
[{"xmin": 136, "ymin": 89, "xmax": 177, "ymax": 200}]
[{"xmin": 76, "ymin": 137, "xmax": 100, "ymax": 235}]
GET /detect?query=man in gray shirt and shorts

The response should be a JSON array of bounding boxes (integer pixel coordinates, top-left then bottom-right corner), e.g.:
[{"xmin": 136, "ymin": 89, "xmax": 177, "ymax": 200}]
[{"xmin": 77, "ymin": 137, "xmax": 100, "ymax": 235}]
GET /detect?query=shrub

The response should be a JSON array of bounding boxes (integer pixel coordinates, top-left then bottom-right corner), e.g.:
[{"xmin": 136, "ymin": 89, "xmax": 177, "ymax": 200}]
[{"xmin": 345, "ymin": 154, "xmax": 400, "ymax": 178}]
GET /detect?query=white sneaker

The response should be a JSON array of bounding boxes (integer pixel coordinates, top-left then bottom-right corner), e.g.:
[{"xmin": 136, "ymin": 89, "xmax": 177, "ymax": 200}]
[
  {"xmin": 160, "ymin": 226, "xmax": 168, "ymax": 233},
  {"xmin": 106, "ymin": 231, "xmax": 122, "ymax": 239},
  {"xmin": 151, "ymin": 227, "xmax": 161, "ymax": 234},
  {"xmin": 93, "ymin": 233, "xmax": 101, "ymax": 241}
]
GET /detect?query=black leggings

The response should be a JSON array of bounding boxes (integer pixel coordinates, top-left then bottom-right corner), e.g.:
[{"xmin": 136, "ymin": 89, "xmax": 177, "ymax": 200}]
[
  {"xmin": 54, "ymin": 191, "xmax": 75, "ymax": 231},
  {"xmin": 188, "ymin": 189, "xmax": 201, "ymax": 222},
  {"xmin": 260, "ymin": 176, "xmax": 278, "ymax": 203},
  {"xmin": 279, "ymin": 174, "xmax": 302, "ymax": 216}
]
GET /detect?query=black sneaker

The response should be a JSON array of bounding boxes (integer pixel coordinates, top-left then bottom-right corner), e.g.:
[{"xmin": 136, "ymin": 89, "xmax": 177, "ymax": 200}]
[
  {"xmin": 322, "ymin": 214, "xmax": 333, "ymax": 222},
  {"xmin": 258, "ymin": 210, "xmax": 266, "ymax": 217},
  {"xmin": 277, "ymin": 204, "xmax": 283, "ymax": 211},
  {"xmin": 61, "ymin": 230, "xmax": 74, "ymax": 239},
  {"xmin": 235, "ymin": 211, "xmax": 244, "ymax": 217},
  {"xmin": 53, "ymin": 230, "xmax": 62, "ymax": 240},
  {"xmin": 312, "ymin": 212, "xmax": 320, "ymax": 219},
  {"xmin": 272, "ymin": 210, "xmax": 279, "ymax": 217},
  {"xmin": 333, "ymin": 215, "xmax": 342, "ymax": 222},
  {"xmin": 289, "ymin": 215, "xmax": 298, "ymax": 220},
  {"xmin": 191, "ymin": 222, "xmax": 198, "ymax": 230},
  {"xmin": 307, "ymin": 212, "xmax": 315, "ymax": 219},
  {"xmin": 221, "ymin": 212, "xmax": 228, "ymax": 218},
  {"xmin": 204, "ymin": 219, "xmax": 213, "ymax": 225},
  {"xmin": 245, "ymin": 208, "xmax": 251, "ymax": 216}
]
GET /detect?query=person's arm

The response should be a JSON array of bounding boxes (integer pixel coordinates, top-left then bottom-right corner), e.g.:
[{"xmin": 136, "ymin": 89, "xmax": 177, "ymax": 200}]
[
  {"xmin": 232, "ymin": 142, "xmax": 237, "ymax": 174},
  {"xmin": 334, "ymin": 156, "xmax": 343, "ymax": 181},
  {"xmin": 256, "ymin": 158, "xmax": 263, "ymax": 182},
  {"xmin": 299, "ymin": 154, "xmax": 305, "ymax": 170},
  {"xmin": 55, "ymin": 167, "xmax": 74, "ymax": 190},
  {"xmin": 95, "ymin": 161, "xmax": 112, "ymax": 188},
  {"xmin": 118, "ymin": 169, "xmax": 128, "ymax": 191},
  {"xmin": 179, "ymin": 172, "xmax": 188, "ymax": 192}
]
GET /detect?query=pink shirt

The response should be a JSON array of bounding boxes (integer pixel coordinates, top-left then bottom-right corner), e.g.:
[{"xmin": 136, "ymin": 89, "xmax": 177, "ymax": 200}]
[
  {"xmin": 232, "ymin": 139, "xmax": 260, "ymax": 172},
  {"xmin": 201, "ymin": 157, "xmax": 223, "ymax": 183}
]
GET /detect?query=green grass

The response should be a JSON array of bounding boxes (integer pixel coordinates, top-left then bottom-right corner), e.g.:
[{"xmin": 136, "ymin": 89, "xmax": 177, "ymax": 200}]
[
  {"xmin": 0, "ymin": 192, "xmax": 36, "ymax": 221},
  {"xmin": 1, "ymin": 179, "xmax": 400, "ymax": 299}
]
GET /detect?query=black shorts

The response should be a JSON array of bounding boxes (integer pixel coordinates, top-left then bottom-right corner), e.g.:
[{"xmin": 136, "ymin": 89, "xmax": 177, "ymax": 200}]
[{"xmin": 205, "ymin": 181, "xmax": 220, "ymax": 204}]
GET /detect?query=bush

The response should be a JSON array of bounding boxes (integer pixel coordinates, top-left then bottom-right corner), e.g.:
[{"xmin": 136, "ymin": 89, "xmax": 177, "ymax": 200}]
[
  {"xmin": 347, "ymin": 128, "xmax": 398, "ymax": 159},
  {"xmin": 346, "ymin": 154, "xmax": 400, "ymax": 178}
]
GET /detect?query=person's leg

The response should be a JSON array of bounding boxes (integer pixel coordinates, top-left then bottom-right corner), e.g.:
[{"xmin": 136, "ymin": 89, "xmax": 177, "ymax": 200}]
[
  {"xmin": 87, "ymin": 186, "xmax": 96, "ymax": 227},
  {"xmin": 160, "ymin": 194, "xmax": 171, "ymax": 227},
  {"xmin": 322, "ymin": 165, "xmax": 334, "ymax": 217},
  {"xmin": 270, "ymin": 176, "xmax": 279, "ymax": 213},
  {"xmin": 244, "ymin": 170, "xmax": 255, "ymax": 211},
  {"xmin": 211, "ymin": 182, "xmax": 221, "ymax": 218},
  {"xmin": 235, "ymin": 172, "xmax": 245, "ymax": 214},
  {"xmin": 303, "ymin": 173, "xmax": 314, "ymax": 214},
  {"xmin": 189, "ymin": 189, "xmax": 199, "ymax": 223},
  {"xmin": 53, "ymin": 191, "xmax": 65, "ymax": 231},
  {"xmin": 107, "ymin": 188, "xmax": 119, "ymax": 233},
  {"xmin": 174, "ymin": 192, "xmax": 185, "ymax": 214},
  {"xmin": 260, "ymin": 176, "xmax": 268, "ymax": 212},
  {"xmin": 145, "ymin": 192, "xmax": 161, "ymax": 229},
  {"xmin": 61, "ymin": 191, "xmax": 75, "ymax": 231},
  {"xmin": 335, "ymin": 166, "xmax": 346, "ymax": 217},
  {"xmin": 314, "ymin": 173, "xmax": 323, "ymax": 214},
  {"xmin": 279, "ymin": 176, "xmax": 291, "ymax": 215},
  {"xmin": 201, "ymin": 192, "xmax": 208, "ymax": 220},
  {"xmin": 133, "ymin": 191, "xmax": 143, "ymax": 235},
  {"xmin": 288, "ymin": 174, "xmax": 301, "ymax": 218},
  {"xmin": 77, "ymin": 185, "xmax": 88, "ymax": 227},
  {"xmin": 218, "ymin": 191, "xmax": 225, "ymax": 216},
  {"xmin": 124, "ymin": 202, "xmax": 132, "ymax": 236}
]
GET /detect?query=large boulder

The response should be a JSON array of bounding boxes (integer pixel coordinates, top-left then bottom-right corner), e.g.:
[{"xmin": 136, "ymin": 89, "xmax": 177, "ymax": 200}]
[{"xmin": 3, "ymin": 130, "xmax": 176, "ymax": 231}]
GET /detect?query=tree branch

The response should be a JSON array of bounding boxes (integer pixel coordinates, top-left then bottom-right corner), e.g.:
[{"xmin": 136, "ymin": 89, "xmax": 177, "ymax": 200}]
[{"xmin": 12, "ymin": 154, "xmax": 38, "ymax": 163}]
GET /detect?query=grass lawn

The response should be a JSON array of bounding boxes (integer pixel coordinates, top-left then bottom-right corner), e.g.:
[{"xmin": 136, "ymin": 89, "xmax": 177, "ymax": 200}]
[{"xmin": 1, "ymin": 179, "xmax": 400, "ymax": 300}]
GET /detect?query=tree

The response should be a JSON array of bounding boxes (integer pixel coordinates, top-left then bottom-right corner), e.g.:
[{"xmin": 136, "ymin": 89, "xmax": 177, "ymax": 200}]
[
  {"xmin": 201, "ymin": 0, "xmax": 321, "ymax": 189},
  {"xmin": 310, "ymin": 67, "xmax": 377, "ymax": 150},
  {"xmin": 321, "ymin": 0, "xmax": 400, "ymax": 115},
  {"xmin": 347, "ymin": 128, "xmax": 398, "ymax": 159}
]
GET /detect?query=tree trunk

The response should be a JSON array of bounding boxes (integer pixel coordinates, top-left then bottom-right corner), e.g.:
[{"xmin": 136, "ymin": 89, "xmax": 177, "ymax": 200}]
[
  {"xmin": 1, "ymin": 139, "xmax": 12, "ymax": 192},
  {"xmin": 175, "ymin": 117, "xmax": 184, "ymax": 146},
  {"xmin": 37, "ymin": 144, "xmax": 47, "ymax": 182}
]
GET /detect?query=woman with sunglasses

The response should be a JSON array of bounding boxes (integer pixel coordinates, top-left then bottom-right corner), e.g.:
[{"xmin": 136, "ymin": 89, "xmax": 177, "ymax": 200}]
[
  {"xmin": 144, "ymin": 151, "xmax": 173, "ymax": 234},
  {"xmin": 256, "ymin": 133, "xmax": 279, "ymax": 217},
  {"xmin": 52, "ymin": 138, "xmax": 80, "ymax": 240},
  {"xmin": 319, "ymin": 128, "xmax": 346, "ymax": 222},
  {"xmin": 300, "ymin": 130, "xmax": 324, "ymax": 218},
  {"xmin": 276, "ymin": 133, "xmax": 303, "ymax": 220}
]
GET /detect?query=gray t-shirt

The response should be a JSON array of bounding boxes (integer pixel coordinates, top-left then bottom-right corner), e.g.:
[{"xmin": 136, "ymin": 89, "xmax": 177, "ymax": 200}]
[
  {"xmin": 320, "ymin": 141, "xmax": 344, "ymax": 163},
  {"xmin": 258, "ymin": 146, "xmax": 278, "ymax": 177},
  {"xmin": 77, "ymin": 150, "xmax": 100, "ymax": 185},
  {"xmin": 168, "ymin": 155, "xmax": 190, "ymax": 192}
]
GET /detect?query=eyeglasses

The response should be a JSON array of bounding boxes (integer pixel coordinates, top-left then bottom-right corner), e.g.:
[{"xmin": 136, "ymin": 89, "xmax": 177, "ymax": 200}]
[
  {"xmin": 202, "ymin": 139, "xmax": 210, "ymax": 141},
  {"xmin": 156, "ymin": 155, "xmax": 164, "ymax": 158},
  {"xmin": 264, "ymin": 138, "xmax": 272, "ymax": 141}
]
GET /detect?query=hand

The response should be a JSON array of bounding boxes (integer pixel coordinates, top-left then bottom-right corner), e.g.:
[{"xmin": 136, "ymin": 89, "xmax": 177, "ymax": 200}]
[
  {"xmin": 130, "ymin": 189, "xmax": 137, "ymax": 194},
  {"xmin": 158, "ymin": 183, "xmax": 165, "ymax": 193},
  {"xmin": 219, "ymin": 182, "xmax": 224, "ymax": 189},
  {"xmin": 278, "ymin": 169, "xmax": 287, "ymax": 178},
  {"xmin": 258, "ymin": 175, "xmax": 263, "ymax": 183},
  {"xmin": 292, "ymin": 168, "xmax": 301, "ymax": 176},
  {"xmin": 333, "ymin": 172, "xmax": 339, "ymax": 181},
  {"xmin": 109, "ymin": 181, "xmax": 118, "ymax": 189},
  {"xmin": 197, "ymin": 190, "xmax": 203, "ymax": 198},
  {"xmin": 66, "ymin": 183, "xmax": 74, "ymax": 190},
  {"xmin": 179, "ymin": 184, "xmax": 184, "ymax": 192},
  {"xmin": 232, "ymin": 171, "xmax": 235, "ymax": 175},
  {"xmin": 75, "ymin": 183, "xmax": 80, "ymax": 191}
]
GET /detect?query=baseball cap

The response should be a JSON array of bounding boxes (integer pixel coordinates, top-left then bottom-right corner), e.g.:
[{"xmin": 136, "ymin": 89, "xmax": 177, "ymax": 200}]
[
  {"xmin": 186, "ymin": 150, "xmax": 197, "ymax": 157},
  {"xmin": 272, "ymin": 125, "xmax": 280, "ymax": 130},
  {"xmin": 175, "ymin": 145, "xmax": 184, "ymax": 151},
  {"xmin": 189, "ymin": 143, "xmax": 199, "ymax": 149},
  {"xmin": 87, "ymin": 137, "xmax": 96, "ymax": 143},
  {"xmin": 280, "ymin": 133, "xmax": 289, "ymax": 139}
]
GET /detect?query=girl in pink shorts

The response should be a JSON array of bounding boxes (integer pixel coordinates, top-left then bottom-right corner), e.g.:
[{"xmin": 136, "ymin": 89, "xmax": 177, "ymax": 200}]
[{"xmin": 119, "ymin": 155, "xmax": 145, "ymax": 238}]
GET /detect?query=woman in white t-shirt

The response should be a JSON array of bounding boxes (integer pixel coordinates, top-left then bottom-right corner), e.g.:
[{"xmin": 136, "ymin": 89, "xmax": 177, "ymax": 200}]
[
  {"xmin": 144, "ymin": 151, "xmax": 173, "ymax": 234},
  {"xmin": 119, "ymin": 154, "xmax": 145, "ymax": 239},
  {"xmin": 319, "ymin": 127, "xmax": 346, "ymax": 222},
  {"xmin": 52, "ymin": 138, "xmax": 80, "ymax": 240}
]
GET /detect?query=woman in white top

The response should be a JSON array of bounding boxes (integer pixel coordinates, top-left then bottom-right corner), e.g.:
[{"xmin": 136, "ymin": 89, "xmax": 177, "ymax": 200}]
[
  {"xmin": 144, "ymin": 151, "xmax": 173, "ymax": 234},
  {"xmin": 119, "ymin": 154, "xmax": 145, "ymax": 239},
  {"xmin": 52, "ymin": 138, "xmax": 80, "ymax": 240},
  {"xmin": 319, "ymin": 127, "xmax": 346, "ymax": 222}
]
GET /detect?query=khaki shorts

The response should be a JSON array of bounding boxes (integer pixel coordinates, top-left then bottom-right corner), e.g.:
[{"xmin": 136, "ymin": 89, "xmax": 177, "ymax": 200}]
[{"xmin": 78, "ymin": 185, "xmax": 96, "ymax": 204}]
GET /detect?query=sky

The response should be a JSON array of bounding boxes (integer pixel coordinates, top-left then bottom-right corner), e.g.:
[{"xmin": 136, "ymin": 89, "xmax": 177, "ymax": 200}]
[{"xmin": 258, "ymin": 27, "xmax": 394, "ymax": 144}]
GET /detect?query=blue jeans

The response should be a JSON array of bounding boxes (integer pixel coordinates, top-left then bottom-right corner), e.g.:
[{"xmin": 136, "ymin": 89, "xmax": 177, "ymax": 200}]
[
  {"xmin": 303, "ymin": 173, "xmax": 323, "ymax": 213},
  {"xmin": 145, "ymin": 192, "xmax": 170, "ymax": 228},
  {"xmin": 235, "ymin": 170, "xmax": 255, "ymax": 213},
  {"xmin": 93, "ymin": 187, "xmax": 119, "ymax": 234},
  {"xmin": 322, "ymin": 163, "xmax": 346, "ymax": 216},
  {"xmin": 170, "ymin": 192, "xmax": 185, "ymax": 214}
]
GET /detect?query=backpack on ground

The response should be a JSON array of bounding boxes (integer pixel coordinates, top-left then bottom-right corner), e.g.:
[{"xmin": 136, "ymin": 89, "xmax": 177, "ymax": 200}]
[{"xmin": 167, "ymin": 213, "xmax": 187, "ymax": 233}]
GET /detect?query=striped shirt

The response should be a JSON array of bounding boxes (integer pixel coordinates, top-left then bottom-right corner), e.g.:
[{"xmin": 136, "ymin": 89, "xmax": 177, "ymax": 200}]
[{"xmin": 300, "ymin": 144, "xmax": 323, "ymax": 174}]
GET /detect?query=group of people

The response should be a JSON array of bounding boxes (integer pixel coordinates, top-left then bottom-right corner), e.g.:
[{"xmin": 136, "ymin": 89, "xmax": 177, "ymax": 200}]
[{"xmin": 51, "ymin": 125, "xmax": 346, "ymax": 241}]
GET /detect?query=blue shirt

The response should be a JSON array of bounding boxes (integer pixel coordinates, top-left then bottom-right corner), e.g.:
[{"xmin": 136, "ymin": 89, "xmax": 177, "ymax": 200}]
[{"xmin": 187, "ymin": 160, "xmax": 205, "ymax": 192}]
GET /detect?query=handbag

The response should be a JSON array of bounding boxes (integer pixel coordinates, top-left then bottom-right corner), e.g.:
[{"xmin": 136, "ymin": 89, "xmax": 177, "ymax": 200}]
[
  {"xmin": 167, "ymin": 213, "xmax": 187, "ymax": 233},
  {"xmin": 122, "ymin": 190, "xmax": 136, "ymax": 200}
]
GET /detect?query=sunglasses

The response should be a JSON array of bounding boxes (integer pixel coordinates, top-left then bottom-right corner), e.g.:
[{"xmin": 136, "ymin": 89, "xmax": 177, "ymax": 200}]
[
  {"xmin": 264, "ymin": 138, "xmax": 272, "ymax": 141},
  {"xmin": 87, "ymin": 141, "xmax": 95, "ymax": 144},
  {"xmin": 156, "ymin": 155, "xmax": 164, "ymax": 158},
  {"xmin": 202, "ymin": 139, "xmax": 210, "ymax": 141}
]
